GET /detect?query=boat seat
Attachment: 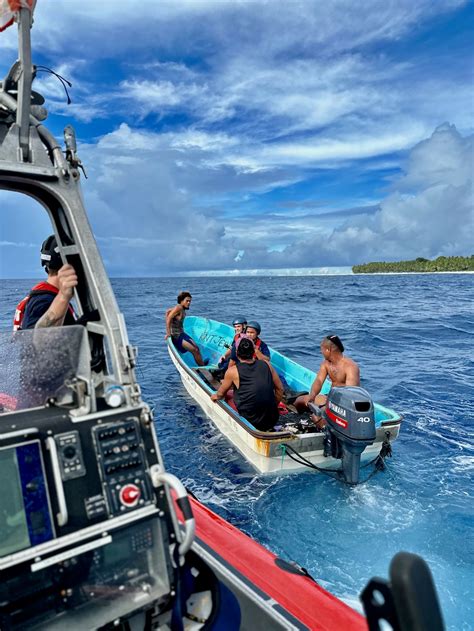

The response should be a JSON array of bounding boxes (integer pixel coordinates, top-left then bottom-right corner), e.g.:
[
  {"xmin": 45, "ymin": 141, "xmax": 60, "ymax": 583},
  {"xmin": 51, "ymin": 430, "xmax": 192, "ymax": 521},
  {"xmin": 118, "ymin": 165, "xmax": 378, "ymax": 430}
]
[
  {"xmin": 284, "ymin": 389, "xmax": 309, "ymax": 405},
  {"xmin": 193, "ymin": 365, "xmax": 220, "ymax": 372},
  {"xmin": 192, "ymin": 368, "xmax": 221, "ymax": 391}
]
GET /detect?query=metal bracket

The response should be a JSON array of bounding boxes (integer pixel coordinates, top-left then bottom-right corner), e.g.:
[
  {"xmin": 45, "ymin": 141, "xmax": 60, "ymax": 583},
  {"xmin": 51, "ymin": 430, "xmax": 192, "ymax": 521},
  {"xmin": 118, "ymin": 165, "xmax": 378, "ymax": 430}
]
[
  {"xmin": 361, "ymin": 552, "xmax": 446, "ymax": 631},
  {"xmin": 360, "ymin": 577, "xmax": 401, "ymax": 631},
  {"xmin": 121, "ymin": 344, "xmax": 138, "ymax": 370}
]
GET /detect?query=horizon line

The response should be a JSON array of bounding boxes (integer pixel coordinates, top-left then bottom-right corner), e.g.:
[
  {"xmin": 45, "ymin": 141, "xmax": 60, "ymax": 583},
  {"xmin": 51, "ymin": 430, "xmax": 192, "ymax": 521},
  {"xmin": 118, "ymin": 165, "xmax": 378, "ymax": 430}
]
[{"xmin": 0, "ymin": 266, "xmax": 354, "ymax": 280}]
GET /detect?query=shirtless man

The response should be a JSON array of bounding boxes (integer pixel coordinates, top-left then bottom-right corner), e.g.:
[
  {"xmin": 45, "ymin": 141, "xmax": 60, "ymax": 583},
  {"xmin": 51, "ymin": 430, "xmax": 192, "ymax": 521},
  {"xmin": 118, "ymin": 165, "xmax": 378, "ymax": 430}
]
[
  {"xmin": 294, "ymin": 335, "xmax": 360, "ymax": 429},
  {"xmin": 165, "ymin": 291, "xmax": 207, "ymax": 366}
]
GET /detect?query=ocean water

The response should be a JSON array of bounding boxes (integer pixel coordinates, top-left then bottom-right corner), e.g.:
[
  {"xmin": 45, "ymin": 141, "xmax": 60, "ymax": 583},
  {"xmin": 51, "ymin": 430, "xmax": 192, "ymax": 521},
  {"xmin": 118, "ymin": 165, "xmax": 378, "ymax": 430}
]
[{"xmin": 1, "ymin": 273, "xmax": 473, "ymax": 629}]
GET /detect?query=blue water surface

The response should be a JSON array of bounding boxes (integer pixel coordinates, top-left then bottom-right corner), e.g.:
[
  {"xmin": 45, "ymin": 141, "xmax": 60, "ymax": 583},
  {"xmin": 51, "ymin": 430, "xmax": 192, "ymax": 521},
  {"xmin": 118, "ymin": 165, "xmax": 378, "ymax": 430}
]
[{"xmin": 1, "ymin": 273, "xmax": 473, "ymax": 629}]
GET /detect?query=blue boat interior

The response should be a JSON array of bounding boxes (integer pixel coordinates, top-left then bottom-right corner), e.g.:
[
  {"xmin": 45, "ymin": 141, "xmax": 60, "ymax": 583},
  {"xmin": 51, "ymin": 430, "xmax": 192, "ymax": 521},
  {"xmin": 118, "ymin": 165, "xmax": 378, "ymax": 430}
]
[{"xmin": 175, "ymin": 317, "xmax": 398, "ymax": 426}]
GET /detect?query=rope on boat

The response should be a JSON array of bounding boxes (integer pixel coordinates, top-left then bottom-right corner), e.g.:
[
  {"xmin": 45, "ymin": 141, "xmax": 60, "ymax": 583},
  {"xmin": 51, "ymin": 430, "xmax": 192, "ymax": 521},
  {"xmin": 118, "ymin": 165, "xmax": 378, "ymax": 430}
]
[{"xmin": 279, "ymin": 431, "xmax": 393, "ymax": 485}]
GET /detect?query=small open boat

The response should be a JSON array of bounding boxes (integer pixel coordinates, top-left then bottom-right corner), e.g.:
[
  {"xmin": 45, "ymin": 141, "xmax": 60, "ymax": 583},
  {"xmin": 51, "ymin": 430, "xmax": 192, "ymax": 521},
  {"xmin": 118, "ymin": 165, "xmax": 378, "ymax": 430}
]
[{"xmin": 168, "ymin": 316, "xmax": 402, "ymax": 477}]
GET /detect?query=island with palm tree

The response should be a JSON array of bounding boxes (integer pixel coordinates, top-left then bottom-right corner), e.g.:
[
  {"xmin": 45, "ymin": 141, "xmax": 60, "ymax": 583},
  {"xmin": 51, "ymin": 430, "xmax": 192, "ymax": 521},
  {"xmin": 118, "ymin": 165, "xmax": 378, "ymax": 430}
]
[{"xmin": 352, "ymin": 255, "xmax": 474, "ymax": 274}]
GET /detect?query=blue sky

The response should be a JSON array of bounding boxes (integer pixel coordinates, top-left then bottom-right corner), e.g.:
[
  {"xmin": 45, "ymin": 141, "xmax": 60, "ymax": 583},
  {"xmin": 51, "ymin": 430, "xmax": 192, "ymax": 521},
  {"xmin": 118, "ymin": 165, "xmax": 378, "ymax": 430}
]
[{"xmin": 0, "ymin": 0, "xmax": 473, "ymax": 277}]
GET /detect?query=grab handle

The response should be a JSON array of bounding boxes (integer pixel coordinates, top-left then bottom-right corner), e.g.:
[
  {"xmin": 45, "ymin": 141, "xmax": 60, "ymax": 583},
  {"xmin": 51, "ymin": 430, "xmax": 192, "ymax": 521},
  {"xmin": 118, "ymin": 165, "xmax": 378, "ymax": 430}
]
[
  {"xmin": 151, "ymin": 469, "xmax": 195, "ymax": 557},
  {"xmin": 46, "ymin": 437, "xmax": 68, "ymax": 527}
]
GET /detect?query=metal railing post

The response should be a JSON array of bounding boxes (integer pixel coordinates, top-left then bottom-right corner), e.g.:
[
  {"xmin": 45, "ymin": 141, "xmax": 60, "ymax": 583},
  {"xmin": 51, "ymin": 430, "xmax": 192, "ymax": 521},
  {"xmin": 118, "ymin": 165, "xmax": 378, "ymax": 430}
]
[{"xmin": 16, "ymin": 7, "xmax": 33, "ymax": 161}]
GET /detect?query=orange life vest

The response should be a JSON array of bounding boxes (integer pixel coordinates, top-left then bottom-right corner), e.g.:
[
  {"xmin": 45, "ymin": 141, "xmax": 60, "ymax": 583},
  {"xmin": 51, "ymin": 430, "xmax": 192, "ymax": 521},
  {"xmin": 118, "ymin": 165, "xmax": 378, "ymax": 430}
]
[{"xmin": 13, "ymin": 281, "xmax": 75, "ymax": 331}]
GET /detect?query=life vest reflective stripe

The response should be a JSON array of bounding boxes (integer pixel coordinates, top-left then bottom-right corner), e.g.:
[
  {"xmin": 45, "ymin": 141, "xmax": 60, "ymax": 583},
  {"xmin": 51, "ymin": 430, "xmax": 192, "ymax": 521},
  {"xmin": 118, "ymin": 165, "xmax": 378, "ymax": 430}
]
[
  {"xmin": 13, "ymin": 281, "xmax": 75, "ymax": 331},
  {"xmin": 13, "ymin": 295, "xmax": 30, "ymax": 331}
]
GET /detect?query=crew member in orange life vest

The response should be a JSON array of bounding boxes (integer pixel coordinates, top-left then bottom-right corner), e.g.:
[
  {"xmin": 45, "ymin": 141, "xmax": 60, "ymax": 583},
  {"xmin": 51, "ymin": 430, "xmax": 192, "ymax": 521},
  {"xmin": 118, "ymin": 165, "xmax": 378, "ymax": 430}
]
[
  {"xmin": 19, "ymin": 235, "xmax": 77, "ymax": 329},
  {"xmin": 229, "ymin": 321, "xmax": 270, "ymax": 366}
]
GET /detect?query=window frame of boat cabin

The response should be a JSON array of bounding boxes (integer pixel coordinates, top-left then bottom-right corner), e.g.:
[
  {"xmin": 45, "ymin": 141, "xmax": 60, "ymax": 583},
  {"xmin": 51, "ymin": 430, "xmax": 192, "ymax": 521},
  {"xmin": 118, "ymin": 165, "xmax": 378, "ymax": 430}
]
[{"xmin": 0, "ymin": 178, "xmax": 141, "ymax": 414}]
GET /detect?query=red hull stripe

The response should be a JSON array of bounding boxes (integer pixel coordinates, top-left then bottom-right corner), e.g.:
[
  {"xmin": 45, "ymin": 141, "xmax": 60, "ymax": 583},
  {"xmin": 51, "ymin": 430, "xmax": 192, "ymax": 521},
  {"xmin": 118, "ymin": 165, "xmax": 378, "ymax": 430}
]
[
  {"xmin": 325, "ymin": 407, "xmax": 349, "ymax": 428},
  {"xmin": 178, "ymin": 497, "xmax": 367, "ymax": 631}
]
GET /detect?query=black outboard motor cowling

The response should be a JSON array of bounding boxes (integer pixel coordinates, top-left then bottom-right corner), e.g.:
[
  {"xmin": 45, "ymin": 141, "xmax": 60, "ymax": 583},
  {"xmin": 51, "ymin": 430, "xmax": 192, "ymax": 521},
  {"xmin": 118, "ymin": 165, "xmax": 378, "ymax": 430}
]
[{"xmin": 322, "ymin": 386, "xmax": 376, "ymax": 485}]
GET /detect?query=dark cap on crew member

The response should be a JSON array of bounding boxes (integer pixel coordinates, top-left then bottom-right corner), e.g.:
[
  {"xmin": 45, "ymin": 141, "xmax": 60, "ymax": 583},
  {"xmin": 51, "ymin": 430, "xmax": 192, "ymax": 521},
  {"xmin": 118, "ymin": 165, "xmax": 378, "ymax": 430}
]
[
  {"xmin": 232, "ymin": 316, "xmax": 247, "ymax": 326},
  {"xmin": 325, "ymin": 334, "xmax": 344, "ymax": 353},
  {"xmin": 246, "ymin": 320, "xmax": 261, "ymax": 335},
  {"xmin": 237, "ymin": 337, "xmax": 255, "ymax": 360},
  {"xmin": 40, "ymin": 235, "xmax": 62, "ymax": 271}
]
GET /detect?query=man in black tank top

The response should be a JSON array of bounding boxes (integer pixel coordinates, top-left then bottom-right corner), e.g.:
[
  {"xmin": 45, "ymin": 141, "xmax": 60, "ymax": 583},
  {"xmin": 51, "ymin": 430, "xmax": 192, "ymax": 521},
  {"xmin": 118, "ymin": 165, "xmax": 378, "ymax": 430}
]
[{"xmin": 211, "ymin": 338, "xmax": 283, "ymax": 431}]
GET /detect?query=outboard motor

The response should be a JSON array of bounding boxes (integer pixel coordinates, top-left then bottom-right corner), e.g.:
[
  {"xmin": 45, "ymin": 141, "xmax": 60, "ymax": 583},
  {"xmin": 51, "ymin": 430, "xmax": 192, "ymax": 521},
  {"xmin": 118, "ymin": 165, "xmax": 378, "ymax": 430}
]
[{"xmin": 319, "ymin": 386, "xmax": 376, "ymax": 484}]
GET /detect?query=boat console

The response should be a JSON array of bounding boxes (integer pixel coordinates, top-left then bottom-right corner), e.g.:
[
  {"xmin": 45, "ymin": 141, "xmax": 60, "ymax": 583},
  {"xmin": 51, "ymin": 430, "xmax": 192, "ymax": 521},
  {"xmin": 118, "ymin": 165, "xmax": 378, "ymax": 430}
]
[
  {"xmin": 0, "ymin": 8, "xmax": 194, "ymax": 625},
  {"xmin": 0, "ymin": 329, "xmax": 181, "ymax": 629}
]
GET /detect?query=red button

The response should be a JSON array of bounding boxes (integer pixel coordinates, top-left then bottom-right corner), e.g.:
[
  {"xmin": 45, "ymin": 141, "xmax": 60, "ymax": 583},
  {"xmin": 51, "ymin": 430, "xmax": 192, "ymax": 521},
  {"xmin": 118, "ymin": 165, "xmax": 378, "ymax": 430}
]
[{"xmin": 119, "ymin": 484, "xmax": 141, "ymax": 507}]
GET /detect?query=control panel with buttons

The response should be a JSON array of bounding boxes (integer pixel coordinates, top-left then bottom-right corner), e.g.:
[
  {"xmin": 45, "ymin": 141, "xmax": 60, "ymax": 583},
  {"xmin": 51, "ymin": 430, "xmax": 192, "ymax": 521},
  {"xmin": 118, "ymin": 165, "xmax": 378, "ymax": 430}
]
[
  {"xmin": 55, "ymin": 430, "xmax": 86, "ymax": 481},
  {"xmin": 92, "ymin": 418, "xmax": 152, "ymax": 517}
]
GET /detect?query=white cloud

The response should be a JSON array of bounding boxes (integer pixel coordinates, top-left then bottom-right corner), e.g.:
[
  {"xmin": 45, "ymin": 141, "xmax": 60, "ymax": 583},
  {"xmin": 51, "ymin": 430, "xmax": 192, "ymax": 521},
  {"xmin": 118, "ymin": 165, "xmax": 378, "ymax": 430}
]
[
  {"xmin": 267, "ymin": 124, "xmax": 473, "ymax": 266},
  {"xmin": 260, "ymin": 124, "xmax": 427, "ymax": 165},
  {"xmin": 0, "ymin": 193, "xmax": 53, "ymax": 278},
  {"xmin": 2, "ymin": 1, "xmax": 469, "ymax": 140},
  {"xmin": 1, "ymin": 1, "xmax": 472, "ymax": 277},
  {"xmin": 14, "ymin": 1, "xmax": 464, "ymax": 57},
  {"xmin": 75, "ymin": 122, "xmax": 471, "ymax": 274},
  {"xmin": 169, "ymin": 130, "xmax": 238, "ymax": 152},
  {"xmin": 120, "ymin": 79, "xmax": 188, "ymax": 114}
]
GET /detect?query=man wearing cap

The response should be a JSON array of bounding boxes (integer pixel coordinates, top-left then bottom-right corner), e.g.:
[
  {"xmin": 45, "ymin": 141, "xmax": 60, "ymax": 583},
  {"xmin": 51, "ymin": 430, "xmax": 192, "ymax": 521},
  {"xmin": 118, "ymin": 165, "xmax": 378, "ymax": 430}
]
[
  {"xmin": 295, "ymin": 335, "xmax": 360, "ymax": 428},
  {"xmin": 21, "ymin": 235, "xmax": 77, "ymax": 329},
  {"xmin": 211, "ymin": 337, "xmax": 283, "ymax": 431}
]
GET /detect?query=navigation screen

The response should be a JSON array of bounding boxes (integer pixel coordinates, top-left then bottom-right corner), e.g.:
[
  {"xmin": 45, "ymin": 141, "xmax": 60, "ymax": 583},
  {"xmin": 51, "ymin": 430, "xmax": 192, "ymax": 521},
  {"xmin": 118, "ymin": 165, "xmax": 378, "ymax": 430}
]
[
  {"xmin": 0, "ymin": 442, "xmax": 54, "ymax": 558},
  {"xmin": 0, "ymin": 448, "xmax": 30, "ymax": 556}
]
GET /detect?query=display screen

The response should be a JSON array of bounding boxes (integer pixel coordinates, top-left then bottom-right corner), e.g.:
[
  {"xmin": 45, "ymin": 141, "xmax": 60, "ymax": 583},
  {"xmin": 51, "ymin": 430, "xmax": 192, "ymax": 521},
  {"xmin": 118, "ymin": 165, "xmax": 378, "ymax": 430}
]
[
  {"xmin": 0, "ymin": 441, "xmax": 54, "ymax": 557},
  {"xmin": 102, "ymin": 538, "xmax": 132, "ymax": 567}
]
